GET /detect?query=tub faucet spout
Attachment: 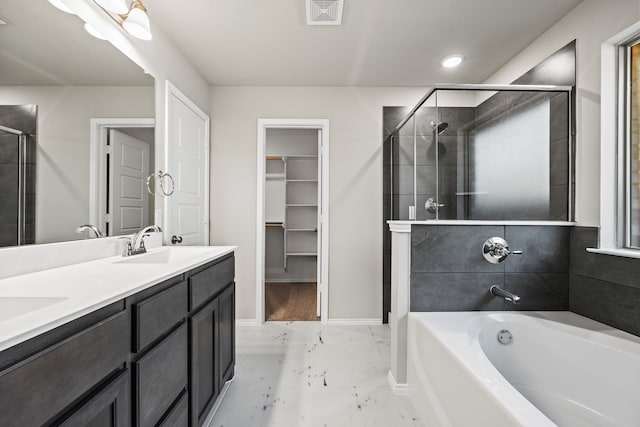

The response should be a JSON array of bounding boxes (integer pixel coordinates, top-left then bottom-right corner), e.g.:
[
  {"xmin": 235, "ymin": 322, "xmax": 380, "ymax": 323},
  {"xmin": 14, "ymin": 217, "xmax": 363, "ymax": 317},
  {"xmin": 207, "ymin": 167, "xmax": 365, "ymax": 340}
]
[{"xmin": 490, "ymin": 285, "xmax": 520, "ymax": 303}]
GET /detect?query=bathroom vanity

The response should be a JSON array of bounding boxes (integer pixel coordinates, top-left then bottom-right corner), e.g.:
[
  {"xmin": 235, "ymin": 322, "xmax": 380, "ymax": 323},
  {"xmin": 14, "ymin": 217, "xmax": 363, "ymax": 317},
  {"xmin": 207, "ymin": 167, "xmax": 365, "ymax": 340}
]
[{"xmin": 0, "ymin": 246, "xmax": 235, "ymax": 427}]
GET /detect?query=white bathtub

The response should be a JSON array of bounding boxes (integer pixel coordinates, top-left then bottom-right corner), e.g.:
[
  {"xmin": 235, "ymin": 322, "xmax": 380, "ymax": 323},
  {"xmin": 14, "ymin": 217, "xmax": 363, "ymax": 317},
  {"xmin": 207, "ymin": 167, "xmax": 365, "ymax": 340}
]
[{"xmin": 407, "ymin": 311, "xmax": 640, "ymax": 427}]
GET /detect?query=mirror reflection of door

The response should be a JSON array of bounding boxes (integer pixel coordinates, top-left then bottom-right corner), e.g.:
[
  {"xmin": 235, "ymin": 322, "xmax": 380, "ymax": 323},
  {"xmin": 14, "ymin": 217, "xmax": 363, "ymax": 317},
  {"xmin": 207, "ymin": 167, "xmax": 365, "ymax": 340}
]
[{"xmin": 105, "ymin": 128, "xmax": 155, "ymax": 236}]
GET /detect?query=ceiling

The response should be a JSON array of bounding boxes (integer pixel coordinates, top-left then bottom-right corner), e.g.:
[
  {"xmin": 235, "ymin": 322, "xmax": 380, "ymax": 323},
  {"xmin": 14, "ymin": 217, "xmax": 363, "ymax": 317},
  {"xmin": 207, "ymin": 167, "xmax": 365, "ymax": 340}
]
[
  {"xmin": 148, "ymin": 0, "xmax": 584, "ymax": 87},
  {"xmin": 0, "ymin": 0, "xmax": 152, "ymax": 85},
  {"xmin": 0, "ymin": 0, "xmax": 584, "ymax": 87}
]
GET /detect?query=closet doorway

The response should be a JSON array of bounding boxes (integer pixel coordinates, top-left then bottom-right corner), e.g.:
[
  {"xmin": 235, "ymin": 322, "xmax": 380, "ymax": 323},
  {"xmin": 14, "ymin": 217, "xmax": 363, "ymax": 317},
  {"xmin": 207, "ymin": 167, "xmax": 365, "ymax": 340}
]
[{"xmin": 256, "ymin": 119, "xmax": 329, "ymax": 324}]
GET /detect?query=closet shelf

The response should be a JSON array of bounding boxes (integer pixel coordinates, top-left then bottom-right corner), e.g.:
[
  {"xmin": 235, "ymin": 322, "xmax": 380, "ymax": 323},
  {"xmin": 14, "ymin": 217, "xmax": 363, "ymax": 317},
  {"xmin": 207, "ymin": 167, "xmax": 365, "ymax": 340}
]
[
  {"xmin": 266, "ymin": 156, "xmax": 284, "ymax": 161},
  {"xmin": 265, "ymin": 222, "xmax": 284, "ymax": 228},
  {"xmin": 286, "ymin": 252, "xmax": 318, "ymax": 256},
  {"xmin": 266, "ymin": 173, "xmax": 285, "ymax": 180},
  {"xmin": 287, "ymin": 228, "xmax": 317, "ymax": 232},
  {"xmin": 286, "ymin": 203, "xmax": 318, "ymax": 207},
  {"xmin": 286, "ymin": 179, "xmax": 318, "ymax": 182}
]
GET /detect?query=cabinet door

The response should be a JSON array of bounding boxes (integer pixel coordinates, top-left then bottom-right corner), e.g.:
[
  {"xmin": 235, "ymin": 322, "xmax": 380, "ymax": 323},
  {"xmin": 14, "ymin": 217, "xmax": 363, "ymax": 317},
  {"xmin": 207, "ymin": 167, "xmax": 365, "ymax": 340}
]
[
  {"xmin": 190, "ymin": 297, "xmax": 219, "ymax": 427},
  {"xmin": 135, "ymin": 323, "xmax": 188, "ymax": 427},
  {"xmin": 56, "ymin": 370, "xmax": 130, "ymax": 427},
  {"xmin": 218, "ymin": 284, "xmax": 235, "ymax": 384}
]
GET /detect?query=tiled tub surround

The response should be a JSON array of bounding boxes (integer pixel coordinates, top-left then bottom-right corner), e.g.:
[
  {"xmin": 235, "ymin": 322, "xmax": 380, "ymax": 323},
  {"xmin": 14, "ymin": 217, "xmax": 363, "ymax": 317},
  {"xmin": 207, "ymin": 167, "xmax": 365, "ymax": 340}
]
[
  {"xmin": 411, "ymin": 224, "xmax": 570, "ymax": 312},
  {"xmin": 387, "ymin": 221, "xmax": 574, "ymax": 388},
  {"xmin": 570, "ymin": 226, "xmax": 640, "ymax": 337}
]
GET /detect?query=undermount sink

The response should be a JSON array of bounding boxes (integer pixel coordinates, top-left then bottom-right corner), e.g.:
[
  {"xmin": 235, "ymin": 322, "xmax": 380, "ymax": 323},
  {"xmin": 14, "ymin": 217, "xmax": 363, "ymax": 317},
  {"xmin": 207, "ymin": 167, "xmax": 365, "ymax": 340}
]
[
  {"xmin": 0, "ymin": 297, "xmax": 69, "ymax": 322},
  {"xmin": 114, "ymin": 247, "xmax": 205, "ymax": 264}
]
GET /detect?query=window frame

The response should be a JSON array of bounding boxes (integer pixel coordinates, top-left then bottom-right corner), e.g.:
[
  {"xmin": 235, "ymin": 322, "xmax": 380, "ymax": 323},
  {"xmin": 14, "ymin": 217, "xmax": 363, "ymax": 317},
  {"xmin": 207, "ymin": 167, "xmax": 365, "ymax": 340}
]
[
  {"xmin": 623, "ymin": 37, "xmax": 640, "ymax": 249},
  {"xmin": 592, "ymin": 21, "xmax": 640, "ymax": 258}
]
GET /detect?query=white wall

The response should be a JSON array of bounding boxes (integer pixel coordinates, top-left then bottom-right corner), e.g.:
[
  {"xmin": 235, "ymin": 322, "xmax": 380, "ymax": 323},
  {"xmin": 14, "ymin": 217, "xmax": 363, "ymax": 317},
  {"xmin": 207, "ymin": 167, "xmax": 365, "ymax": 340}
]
[
  {"xmin": 210, "ymin": 86, "xmax": 426, "ymax": 320},
  {"xmin": 483, "ymin": 0, "xmax": 640, "ymax": 226},
  {"xmin": 0, "ymin": 86, "xmax": 154, "ymax": 244}
]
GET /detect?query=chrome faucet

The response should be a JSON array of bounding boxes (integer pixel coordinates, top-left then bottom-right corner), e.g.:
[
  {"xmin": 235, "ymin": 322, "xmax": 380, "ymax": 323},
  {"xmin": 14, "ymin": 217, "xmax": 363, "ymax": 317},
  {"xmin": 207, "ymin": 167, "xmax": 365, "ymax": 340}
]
[
  {"xmin": 76, "ymin": 224, "xmax": 104, "ymax": 238},
  {"xmin": 490, "ymin": 285, "xmax": 520, "ymax": 303},
  {"xmin": 482, "ymin": 237, "xmax": 522, "ymax": 264},
  {"xmin": 121, "ymin": 225, "xmax": 163, "ymax": 257}
]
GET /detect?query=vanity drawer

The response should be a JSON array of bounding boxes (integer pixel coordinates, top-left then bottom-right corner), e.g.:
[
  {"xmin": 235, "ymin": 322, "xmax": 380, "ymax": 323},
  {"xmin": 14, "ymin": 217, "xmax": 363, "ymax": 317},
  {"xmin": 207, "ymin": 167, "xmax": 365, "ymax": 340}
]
[
  {"xmin": 133, "ymin": 280, "xmax": 188, "ymax": 352},
  {"xmin": 0, "ymin": 310, "xmax": 129, "ymax": 427},
  {"xmin": 134, "ymin": 322, "xmax": 188, "ymax": 427},
  {"xmin": 189, "ymin": 255, "xmax": 234, "ymax": 311}
]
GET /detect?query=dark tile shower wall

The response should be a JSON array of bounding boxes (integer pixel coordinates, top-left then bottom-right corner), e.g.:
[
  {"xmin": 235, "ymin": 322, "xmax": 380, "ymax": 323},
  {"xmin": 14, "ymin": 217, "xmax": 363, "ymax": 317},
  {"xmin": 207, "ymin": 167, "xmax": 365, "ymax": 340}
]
[
  {"xmin": 570, "ymin": 227, "xmax": 640, "ymax": 337},
  {"xmin": 410, "ymin": 225, "xmax": 570, "ymax": 311},
  {"xmin": 0, "ymin": 105, "xmax": 37, "ymax": 246}
]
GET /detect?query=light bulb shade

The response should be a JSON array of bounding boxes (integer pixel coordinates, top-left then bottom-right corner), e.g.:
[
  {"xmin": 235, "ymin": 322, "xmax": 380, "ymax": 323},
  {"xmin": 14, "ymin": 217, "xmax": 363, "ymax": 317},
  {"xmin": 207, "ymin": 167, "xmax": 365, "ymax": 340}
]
[
  {"xmin": 84, "ymin": 23, "xmax": 107, "ymax": 40},
  {"xmin": 48, "ymin": 0, "xmax": 75, "ymax": 14},
  {"xmin": 95, "ymin": 0, "xmax": 130, "ymax": 15},
  {"xmin": 122, "ymin": 3, "xmax": 152, "ymax": 40}
]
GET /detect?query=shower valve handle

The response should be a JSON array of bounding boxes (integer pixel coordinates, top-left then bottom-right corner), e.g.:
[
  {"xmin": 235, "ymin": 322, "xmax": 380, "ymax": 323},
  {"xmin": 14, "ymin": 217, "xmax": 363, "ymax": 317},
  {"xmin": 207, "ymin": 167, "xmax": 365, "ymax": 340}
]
[
  {"xmin": 482, "ymin": 237, "xmax": 522, "ymax": 263},
  {"xmin": 425, "ymin": 198, "xmax": 445, "ymax": 214}
]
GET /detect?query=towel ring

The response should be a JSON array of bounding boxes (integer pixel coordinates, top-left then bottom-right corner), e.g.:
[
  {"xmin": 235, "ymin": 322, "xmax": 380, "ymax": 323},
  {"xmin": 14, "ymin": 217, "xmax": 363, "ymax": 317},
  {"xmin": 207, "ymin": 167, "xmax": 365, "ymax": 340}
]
[{"xmin": 146, "ymin": 170, "xmax": 175, "ymax": 197}]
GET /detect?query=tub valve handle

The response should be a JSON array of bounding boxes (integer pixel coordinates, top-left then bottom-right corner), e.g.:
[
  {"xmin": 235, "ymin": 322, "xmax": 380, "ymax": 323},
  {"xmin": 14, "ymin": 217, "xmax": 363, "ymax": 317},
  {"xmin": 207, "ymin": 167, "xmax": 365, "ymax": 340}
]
[{"xmin": 482, "ymin": 237, "xmax": 522, "ymax": 263}]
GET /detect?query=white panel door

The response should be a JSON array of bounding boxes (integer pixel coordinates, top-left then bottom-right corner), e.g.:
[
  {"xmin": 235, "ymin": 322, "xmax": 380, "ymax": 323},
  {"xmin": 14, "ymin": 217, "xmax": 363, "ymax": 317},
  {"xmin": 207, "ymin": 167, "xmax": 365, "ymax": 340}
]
[
  {"xmin": 109, "ymin": 129, "xmax": 150, "ymax": 236},
  {"xmin": 168, "ymin": 90, "xmax": 209, "ymax": 246}
]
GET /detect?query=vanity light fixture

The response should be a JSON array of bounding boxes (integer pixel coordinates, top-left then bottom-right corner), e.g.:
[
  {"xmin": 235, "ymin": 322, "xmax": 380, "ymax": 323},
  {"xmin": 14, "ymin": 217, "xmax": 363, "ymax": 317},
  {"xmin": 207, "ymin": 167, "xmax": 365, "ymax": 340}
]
[
  {"xmin": 441, "ymin": 55, "xmax": 464, "ymax": 68},
  {"xmin": 84, "ymin": 23, "xmax": 108, "ymax": 40},
  {"xmin": 94, "ymin": 0, "xmax": 130, "ymax": 15},
  {"xmin": 48, "ymin": 0, "xmax": 75, "ymax": 14},
  {"xmin": 90, "ymin": 0, "xmax": 153, "ymax": 41},
  {"xmin": 122, "ymin": 0, "xmax": 152, "ymax": 41}
]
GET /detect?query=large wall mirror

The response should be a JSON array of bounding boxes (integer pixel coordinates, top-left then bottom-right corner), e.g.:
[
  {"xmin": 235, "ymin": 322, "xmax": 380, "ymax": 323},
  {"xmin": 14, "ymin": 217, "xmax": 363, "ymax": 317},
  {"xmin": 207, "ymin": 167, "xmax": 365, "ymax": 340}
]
[{"xmin": 0, "ymin": 0, "xmax": 155, "ymax": 247}]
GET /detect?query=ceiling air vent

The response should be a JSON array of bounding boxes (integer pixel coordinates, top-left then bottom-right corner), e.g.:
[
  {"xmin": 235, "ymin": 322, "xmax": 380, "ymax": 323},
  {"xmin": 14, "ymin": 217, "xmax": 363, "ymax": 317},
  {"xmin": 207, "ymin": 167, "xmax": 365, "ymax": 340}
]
[{"xmin": 306, "ymin": 0, "xmax": 344, "ymax": 26}]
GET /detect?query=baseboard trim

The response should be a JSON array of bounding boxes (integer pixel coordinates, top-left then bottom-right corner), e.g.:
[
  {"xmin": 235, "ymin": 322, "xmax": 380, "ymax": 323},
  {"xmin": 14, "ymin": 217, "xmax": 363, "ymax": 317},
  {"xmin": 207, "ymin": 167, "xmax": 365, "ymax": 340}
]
[
  {"xmin": 327, "ymin": 318, "xmax": 383, "ymax": 325},
  {"xmin": 236, "ymin": 318, "xmax": 260, "ymax": 326},
  {"xmin": 203, "ymin": 377, "xmax": 233, "ymax": 426},
  {"xmin": 387, "ymin": 371, "xmax": 408, "ymax": 395}
]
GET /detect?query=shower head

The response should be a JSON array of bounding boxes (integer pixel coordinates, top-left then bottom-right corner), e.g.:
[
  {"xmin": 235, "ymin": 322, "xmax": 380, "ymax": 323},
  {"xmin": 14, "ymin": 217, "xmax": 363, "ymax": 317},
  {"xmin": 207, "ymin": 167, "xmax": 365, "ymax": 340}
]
[{"xmin": 430, "ymin": 121, "xmax": 449, "ymax": 135}]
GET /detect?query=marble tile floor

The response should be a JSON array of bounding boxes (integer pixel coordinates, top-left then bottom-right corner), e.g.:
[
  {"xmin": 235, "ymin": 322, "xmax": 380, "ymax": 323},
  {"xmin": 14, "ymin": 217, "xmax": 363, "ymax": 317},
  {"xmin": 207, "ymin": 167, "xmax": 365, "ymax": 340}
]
[{"xmin": 209, "ymin": 322, "xmax": 423, "ymax": 427}]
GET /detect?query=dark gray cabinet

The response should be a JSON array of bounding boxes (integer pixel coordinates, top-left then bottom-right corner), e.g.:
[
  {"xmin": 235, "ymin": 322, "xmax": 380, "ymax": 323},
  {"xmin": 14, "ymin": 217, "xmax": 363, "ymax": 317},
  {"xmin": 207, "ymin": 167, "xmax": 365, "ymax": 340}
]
[
  {"xmin": 0, "ymin": 252, "xmax": 235, "ymax": 427},
  {"xmin": 56, "ymin": 370, "xmax": 130, "ymax": 427},
  {"xmin": 0, "ymin": 309, "xmax": 129, "ymax": 427},
  {"xmin": 190, "ymin": 296, "xmax": 220, "ymax": 426},
  {"xmin": 218, "ymin": 284, "xmax": 235, "ymax": 384},
  {"xmin": 188, "ymin": 254, "xmax": 235, "ymax": 427}
]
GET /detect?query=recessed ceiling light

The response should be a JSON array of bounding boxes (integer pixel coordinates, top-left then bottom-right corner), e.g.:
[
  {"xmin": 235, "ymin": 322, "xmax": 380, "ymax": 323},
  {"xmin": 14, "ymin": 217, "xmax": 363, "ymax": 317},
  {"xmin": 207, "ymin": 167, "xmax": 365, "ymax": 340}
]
[
  {"xmin": 441, "ymin": 55, "xmax": 464, "ymax": 68},
  {"xmin": 48, "ymin": 0, "xmax": 75, "ymax": 14}
]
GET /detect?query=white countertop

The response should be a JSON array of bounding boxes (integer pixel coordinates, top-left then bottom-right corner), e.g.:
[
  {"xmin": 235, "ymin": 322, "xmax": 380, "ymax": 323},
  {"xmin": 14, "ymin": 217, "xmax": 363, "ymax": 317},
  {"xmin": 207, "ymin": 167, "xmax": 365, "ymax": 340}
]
[{"xmin": 0, "ymin": 246, "xmax": 236, "ymax": 352}]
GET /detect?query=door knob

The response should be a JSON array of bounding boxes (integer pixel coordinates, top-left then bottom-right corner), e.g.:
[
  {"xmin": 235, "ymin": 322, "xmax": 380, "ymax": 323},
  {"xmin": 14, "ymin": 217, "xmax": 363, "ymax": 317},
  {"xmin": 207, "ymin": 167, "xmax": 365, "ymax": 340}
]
[{"xmin": 171, "ymin": 235, "xmax": 183, "ymax": 245}]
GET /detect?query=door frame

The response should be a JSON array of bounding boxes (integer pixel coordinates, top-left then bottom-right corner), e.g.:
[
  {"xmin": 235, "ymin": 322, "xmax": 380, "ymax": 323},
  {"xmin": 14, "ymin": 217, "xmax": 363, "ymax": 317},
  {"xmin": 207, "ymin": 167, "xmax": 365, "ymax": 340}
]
[
  {"xmin": 89, "ymin": 118, "xmax": 155, "ymax": 234},
  {"xmin": 165, "ymin": 81, "xmax": 210, "ymax": 246},
  {"xmin": 256, "ymin": 118, "xmax": 330, "ymax": 324}
]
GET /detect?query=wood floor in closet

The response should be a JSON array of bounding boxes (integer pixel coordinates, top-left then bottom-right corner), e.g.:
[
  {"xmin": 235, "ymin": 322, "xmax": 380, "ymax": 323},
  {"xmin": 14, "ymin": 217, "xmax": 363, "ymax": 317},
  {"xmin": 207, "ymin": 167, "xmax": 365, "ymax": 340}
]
[{"xmin": 265, "ymin": 282, "xmax": 320, "ymax": 321}]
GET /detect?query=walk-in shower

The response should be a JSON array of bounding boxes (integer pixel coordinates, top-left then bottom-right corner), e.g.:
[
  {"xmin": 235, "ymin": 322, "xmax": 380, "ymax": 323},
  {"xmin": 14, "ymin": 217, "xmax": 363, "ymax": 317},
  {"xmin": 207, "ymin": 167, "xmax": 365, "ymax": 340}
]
[
  {"xmin": 0, "ymin": 106, "xmax": 36, "ymax": 247},
  {"xmin": 384, "ymin": 83, "xmax": 573, "ymax": 222}
]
